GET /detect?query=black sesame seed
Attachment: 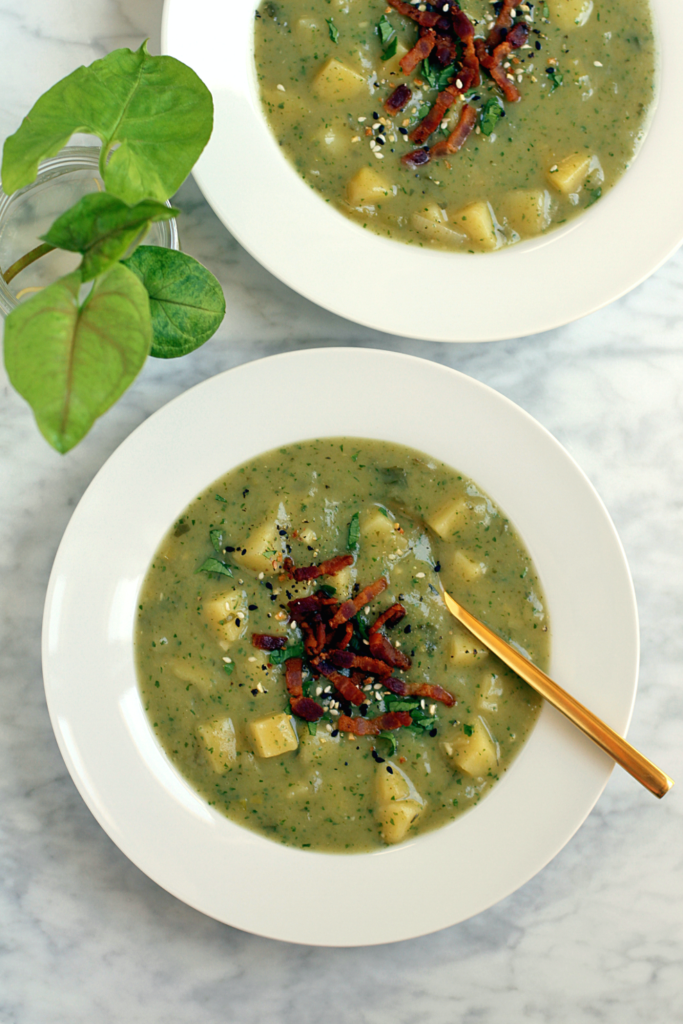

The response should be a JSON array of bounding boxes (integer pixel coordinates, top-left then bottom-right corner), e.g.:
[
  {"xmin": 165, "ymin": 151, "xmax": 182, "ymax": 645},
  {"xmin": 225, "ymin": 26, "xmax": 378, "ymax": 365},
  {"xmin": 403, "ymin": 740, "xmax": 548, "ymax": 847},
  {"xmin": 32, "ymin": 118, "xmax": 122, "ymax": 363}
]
[
  {"xmin": 377, "ymin": 137, "xmax": 385, "ymax": 146},
  {"xmin": 241, "ymin": 548, "xmax": 247, "ymax": 555},
  {"xmin": 278, "ymin": 529, "xmax": 287, "ymax": 536},
  {"xmin": 429, "ymin": 727, "xmax": 437, "ymax": 737},
  {"xmin": 359, "ymin": 704, "xmax": 369, "ymax": 717},
  {"xmin": 235, "ymin": 618, "xmax": 241, "ymax": 627},
  {"xmin": 399, "ymin": 126, "xmax": 408, "ymax": 135},
  {"xmin": 373, "ymin": 111, "xmax": 379, "ymax": 119},
  {"xmin": 371, "ymin": 749, "xmax": 385, "ymax": 763},
  {"xmin": 386, "ymin": 765, "xmax": 394, "ymax": 774},
  {"xmin": 242, "ymin": 488, "xmax": 249, "ymax": 498},
  {"xmin": 265, "ymin": 582, "xmax": 273, "ymax": 590},
  {"xmin": 225, "ymin": 546, "xmax": 235, "ymax": 552},
  {"xmin": 434, "ymin": 561, "xmax": 441, "ymax": 572},
  {"xmin": 535, "ymin": 40, "xmax": 542, "ymax": 50},
  {"xmin": 331, "ymin": 729, "xmax": 339, "ymax": 737},
  {"xmin": 404, "ymin": 624, "xmax": 412, "ymax": 634},
  {"xmin": 248, "ymin": 604, "xmax": 258, "ymax": 611},
  {"xmin": 251, "ymin": 688, "xmax": 258, "ymax": 696}
]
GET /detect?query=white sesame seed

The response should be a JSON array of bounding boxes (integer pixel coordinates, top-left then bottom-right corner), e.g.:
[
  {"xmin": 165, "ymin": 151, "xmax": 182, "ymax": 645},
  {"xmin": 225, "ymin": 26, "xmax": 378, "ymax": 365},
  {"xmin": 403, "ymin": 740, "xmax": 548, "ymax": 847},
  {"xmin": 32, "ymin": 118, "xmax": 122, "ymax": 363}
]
[
  {"xmin": 326, "ymin": 724, "xmax": 333, "ymax": 732},
  {"xmin": 358, "ymin": 116, "xmax": 366, "ymax": 122},
  {"xmin": 416, "ymin": 572, "xmax": 425, "ymax": 578},
  {"xmin": 256, "ymin": 682, "xmax": 264, "ymax": 692},
  {"xmin": 395, "ymin": 640, "xmax": 401, "ymax": 648},
  {"xmin": 420, "ymin": 699, "xmax": 426, "ymax": 710},
  {"xmin": 276, "ymin": 84, "xmax": 286, "ymax": 92},
  {"xmin": 324, "ymin": 686, "xmax": 332, "ymax": 694},
  {"xmin": 222, "ymin": 656, "xmax": 232, "ymax": 663},
  {"xmin": 456, "ymin": 79, "xmax": 463, "ymax": 89},
  {"xmin": 549, "ymin": 164, "xmax": 558, "ymax": 172},
  {"xmin": 248, "ymin": 656, "xmax": 257, "ymax": 663},
  {"xmin": 331, "ymin": 708, "xmax": 340, "ymax": 716},
  {"xmin": 316, "ymin": 686, "xmax": 323, "ymax": 696},
  {"xmin": 429, "ymin": 704, "xmax": 437, "ymax": 715},
  {"xmin": 375, "ymin": 152, "xmax": 384, "ymax": 159},
  {"xmin": 593, "ymin": 61, "xmax": 603, "ymax": 67}
]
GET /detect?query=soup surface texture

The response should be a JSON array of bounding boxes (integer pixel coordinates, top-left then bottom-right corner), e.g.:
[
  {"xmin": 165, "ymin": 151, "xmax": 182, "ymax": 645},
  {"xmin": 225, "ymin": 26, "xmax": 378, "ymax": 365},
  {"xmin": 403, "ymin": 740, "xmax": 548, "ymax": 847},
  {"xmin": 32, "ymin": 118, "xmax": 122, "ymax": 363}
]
[
  {"xmin": 254, "ymin": 0, "xmax": 656, "ymax": 251},
  {"xmin": 136, "ymin": 439, "xmax": 549, "ymax": 852}
]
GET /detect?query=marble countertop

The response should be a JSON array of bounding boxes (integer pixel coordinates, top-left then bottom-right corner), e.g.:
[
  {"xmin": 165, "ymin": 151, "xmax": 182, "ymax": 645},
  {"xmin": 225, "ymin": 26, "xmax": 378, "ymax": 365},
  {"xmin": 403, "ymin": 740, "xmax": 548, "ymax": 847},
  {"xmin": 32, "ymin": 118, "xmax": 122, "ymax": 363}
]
[{"xmin": 1, "ymin": 1, "xmax": 681, "ymax": 1021}]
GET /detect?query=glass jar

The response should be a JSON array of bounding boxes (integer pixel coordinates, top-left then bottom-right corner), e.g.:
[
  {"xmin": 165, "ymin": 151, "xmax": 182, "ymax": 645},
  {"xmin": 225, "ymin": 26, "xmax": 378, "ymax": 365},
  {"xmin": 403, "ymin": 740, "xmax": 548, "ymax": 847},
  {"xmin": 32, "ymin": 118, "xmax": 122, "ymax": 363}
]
[{"xmin": 0, "ymin": 146, "xmax": 179, "ymax": 316}]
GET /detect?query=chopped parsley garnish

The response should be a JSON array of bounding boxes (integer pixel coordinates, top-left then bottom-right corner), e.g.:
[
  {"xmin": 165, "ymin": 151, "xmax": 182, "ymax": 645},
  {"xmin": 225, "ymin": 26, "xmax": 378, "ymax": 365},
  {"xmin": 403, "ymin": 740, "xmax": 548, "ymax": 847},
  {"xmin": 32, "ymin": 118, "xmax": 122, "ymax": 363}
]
[
  {"xmin": 209, "ymin": 528, "xmax": 224, "ymax": 553},
  {"xmin": 377, "ymin": 14, "xmax": 394, "ymax": 47},
  {"xmin": 480, "ymin": 98, "xmax": 504, "ymax": 136},
  {"xmin": 463, "ymin": 723, "xmax": 474, "ymax": 736},
  {"xmin": 326, "ymin": 17, "xmax": 339, "ymax": 44},
  {"xmin": 382, "ymin": 36, "xmax": 398, "ymax": 61},
  {"xmin": 586, "ymin": 186, "xmax": 602, "ymax": 207},
  {"xmin": 421, "ymin": 59, "xmax": 456, "ymax": 92},
  {"xmin": 269, "ymin": 641, "xmax": 305, "ymax": 666},
  {"xmin": 348, "ymin": 511, "xmax": 360, "ymax": 550}
]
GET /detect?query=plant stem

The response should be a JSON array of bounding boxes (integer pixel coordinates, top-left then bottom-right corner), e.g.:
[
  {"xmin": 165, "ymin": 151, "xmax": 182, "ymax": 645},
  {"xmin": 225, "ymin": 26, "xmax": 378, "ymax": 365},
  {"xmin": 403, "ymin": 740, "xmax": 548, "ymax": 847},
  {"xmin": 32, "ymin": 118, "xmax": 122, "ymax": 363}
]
[{"xmin": 1, "ymin": 242, "xmax": 56, "ymax": 285}]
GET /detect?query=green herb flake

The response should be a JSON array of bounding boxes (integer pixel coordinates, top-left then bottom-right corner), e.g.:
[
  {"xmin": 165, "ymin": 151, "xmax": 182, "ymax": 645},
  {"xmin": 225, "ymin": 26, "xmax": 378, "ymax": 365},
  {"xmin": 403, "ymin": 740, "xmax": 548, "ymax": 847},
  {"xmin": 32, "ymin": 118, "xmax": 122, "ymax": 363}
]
[
  {"xmin": 586, "ymin": 186, "xmax": 602, "ymax": 207},
  {"xmin": 480, "ymin": 98, "xmax": 504, "ymax": 136},
  {"xmin": 463, "ymin": 723, "xmax": 474, "ymax": 736},
  {"xmin": 195, "ymin": 557, "xmax": 233, "ymax": 578},
  {"xmin": 326, "ymin": 17, "xmax": 339, "ymax": 44},
  {"xmin": 348, "ymin": 511, "xmax": 361, "ymax": 550},
  {"xmin": 382, "ymin": 36, "xmax": 398, "ymax": 61},
  {"xmin": 209, "ymin": 528, "xmax": 224, "ymax": 553},
  {"xmin": 377, "ymin": 14, "xmax": 395, "ymax": 47}
]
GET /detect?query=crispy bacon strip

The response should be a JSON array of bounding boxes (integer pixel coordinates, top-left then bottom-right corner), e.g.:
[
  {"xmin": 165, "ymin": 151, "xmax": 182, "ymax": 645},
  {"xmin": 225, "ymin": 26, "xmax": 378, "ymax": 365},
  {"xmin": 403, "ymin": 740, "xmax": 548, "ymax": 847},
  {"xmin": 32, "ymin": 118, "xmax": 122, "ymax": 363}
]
[
  {"xmin": 285, "ymin": 657, "xmax": 304, "ymax": 698},
  {"xmin": 288, "ymin": 594, "xmax": 322, "ymax": 621},
  {"xmin": 384, "ymin": 676, "xmax": 456, "ymax": 707},
  {"xmin": 368, "ymin": 631, "xmax": 412, "ymax": 671},
  {"xmin": 329, "ymin": 577, "xmax": 388, "ymax": 628},
  {"xmin": 409, "ymin": 67, "xmax": 474, "ymax": 144},
  {"xmin": 301, "ymin": 619, "xmax": 327, "ymax": 657},
  {"xmin": 400, "ymin": 28, "xmax": 436, "ymax": 75},
  {"xmin": 387, "ymin": 0, "xmax": 441, "ymax": 28},
  {"xmin": 326, "ymin": 650, "xmax": 393, "ymax": 677},
  {"xmin": 429, "ymin": 103, "xmax": 477, "ymax": 158},
  {"xmin": 369, "ymin": 603, "xmax": 406, "ymax": 635},
  {"xmin": 251, "ymin": 633, "xmax": 287, "ymax": 651},
  {"xmin": 285, "ymin": 553, "xmax": 354, "ymax": 582},
  {"xmin": 314, "ymin": 660, "xmax": 367, "ymax": 705},
  {"xmin": 290, "ymin": 696, "xmax": 325, "ymax": 721},
  {"xmin": 451, "ymin": 7, "xmax": 480, "ymax": 86},
  {"xmin": 334, "ymin": 621, "xmax": 354, "ymax": 650},
  {"xmin": 337, "ymin": 711, "xmax": 412, "ymax": 736},
  {"xmin": 384, "ymin": 83, "xmax": 412, "ymax": 116},
  {"xmin": 489, "ymin": 63, "xmax": 520, "ymax": 102}
]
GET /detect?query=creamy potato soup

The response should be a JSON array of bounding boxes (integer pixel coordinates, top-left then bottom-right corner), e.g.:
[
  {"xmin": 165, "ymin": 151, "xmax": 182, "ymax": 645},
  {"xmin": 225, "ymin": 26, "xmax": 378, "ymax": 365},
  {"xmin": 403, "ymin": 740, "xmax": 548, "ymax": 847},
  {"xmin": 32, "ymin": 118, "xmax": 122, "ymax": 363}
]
[
  {"xmin": 254, "ymin": 0, "xmax": 656, "ymax": 251},
  {"xmin": 136, "ymin": 439, "xmax": 549, "ymax": 852}
]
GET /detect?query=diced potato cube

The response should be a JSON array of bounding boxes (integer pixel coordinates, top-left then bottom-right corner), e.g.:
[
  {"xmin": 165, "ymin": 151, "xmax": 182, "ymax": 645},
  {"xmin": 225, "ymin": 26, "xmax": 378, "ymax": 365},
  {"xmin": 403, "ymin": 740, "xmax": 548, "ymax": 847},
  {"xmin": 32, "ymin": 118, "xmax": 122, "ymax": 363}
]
[
  {"xmin": 447, "ymin": 200, "xmax": 499, "ymax": 251},
  {"xmin": 427, "ymin": 497, "xmax": 470, "ymax": 539},
  {"xmin": 204, "ymin": 588, "xmax": 248, "ymax": 649},
  {"xmin": 411, "ymin": 202, "xmax": 467, "ymax": 246},
  {"xmin": 502, "ymin": 188, "xmax": 552, "ymax": 237},
  {"xmin": 449, "ymin": 626, "xmax": 489, "ymax": 664},
  {"xmin": 547, "ymin": 152, "xmax": 593, "ymax": 195},
  {"xmin": 453, "ymin": 550, "xmax": 485, "ymax": 582},
  {"xmin": 314, "ymin": 58, "xmax": 366, "ymax": 101},
  {"xmin": 168, "ymin": 656, "xmax": 216, "ymax": 694},
  {"xmin": 197, "ymin": 717, "xmax": 237, "ymax": 772},
  {"xmin": 330, "ymin": 563, "xmax": 356, "ymax": 600},
  {"xmin": 378, "ymin": 799, "xmax": 422, "ymax": 844},
  {"xmin": 479, "ymin": 672, "xmax": 505, "ymax": 712},
  {"xmin": 553, "ymin": 0, "xmax": 594, "ymax": 31},
  {"xmin": 383, "ymin": 41, "xmax": 409, "ymax": 76},
  {"xmin": 249, "ymin": 712, "xmax": 299, "ymax": 758},
  {"xmin": 347, "ymin": 166, "xmax": 394, "ymax": 208},
  {"xmin": 375, "ymin": 762, "xmax": 411, "ymax": 803},
  {"xmin": 362, "ymin": 506, "xmax": 408, "ymax": 556},
  {"xmin": 442, "ymin": 718, "xmax": 498, "ymax": 777},
  {"xmin": 233, "ymin": 518, "xmax": 280, "ymax": 574}
]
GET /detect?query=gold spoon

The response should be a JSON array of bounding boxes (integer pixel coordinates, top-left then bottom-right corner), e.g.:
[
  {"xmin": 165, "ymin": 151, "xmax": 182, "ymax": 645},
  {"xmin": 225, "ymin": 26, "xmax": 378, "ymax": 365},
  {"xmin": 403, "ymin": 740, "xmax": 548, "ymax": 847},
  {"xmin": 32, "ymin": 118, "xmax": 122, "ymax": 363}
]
[{"xmin": 442, "ymin": 590, "xmax": 674, "ymax": 799}]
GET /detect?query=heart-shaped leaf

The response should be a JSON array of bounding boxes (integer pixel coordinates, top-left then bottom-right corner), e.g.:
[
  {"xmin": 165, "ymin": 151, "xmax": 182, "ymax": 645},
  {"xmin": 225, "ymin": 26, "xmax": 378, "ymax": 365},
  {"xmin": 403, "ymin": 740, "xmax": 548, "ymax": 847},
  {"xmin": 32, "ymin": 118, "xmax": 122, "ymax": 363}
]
[
  {"xmin": 42, "ymin": 193, "xmax": 179, "ymax": 281},
  {"xmin": 3, "ymin": 264, "xmax": 152, "ymax": 452},
  {"xmin": 1, "ymin": 43, "xmax": 213, "ymax": 205},
  {"xmin": 123, "ymin": 246, "xmax": 225, "ymax": 357}
]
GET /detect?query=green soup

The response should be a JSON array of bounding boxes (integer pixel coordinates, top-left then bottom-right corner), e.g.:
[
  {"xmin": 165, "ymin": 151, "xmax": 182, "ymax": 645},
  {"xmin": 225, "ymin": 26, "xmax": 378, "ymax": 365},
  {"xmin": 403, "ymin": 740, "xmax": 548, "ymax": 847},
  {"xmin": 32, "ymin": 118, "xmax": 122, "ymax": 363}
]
[
  {"xmin": 254, "ymin": 0, "xmax": 656, "ymax": 251},
  {"xmin": 135, "ymin": 439, "xmax": 549, "ymax": 853}
]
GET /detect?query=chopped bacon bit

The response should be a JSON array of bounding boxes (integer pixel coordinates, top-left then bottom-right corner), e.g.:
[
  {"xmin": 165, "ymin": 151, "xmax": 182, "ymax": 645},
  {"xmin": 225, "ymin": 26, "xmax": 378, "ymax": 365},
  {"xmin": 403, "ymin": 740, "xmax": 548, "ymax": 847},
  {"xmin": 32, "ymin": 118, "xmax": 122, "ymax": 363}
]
[
  {"xmin": 433, "ymin": 34, "xmax": 458, "ymax": 68},
  {"xmin": 290, "ymin": 696, "xmax": 325, "ymax": 721},
  {"xmin": 288, "ymin": 594, "xmax": 322, "ymax": 621},
  {"xmin": 326, "ymin": 650, "xmax": 393, "ymax": 677},
  {"xmin": 368, "ymin": 631, "xmax": 412, "ymax": 670},
  {"xmin": 489, "ymin": 64, "xmax": 520, "ymax": 102},
  {"xmin": 329, "ymin": 577, "xmax": 388, "ymax": 628},
  {"xmin": 251, "ymin": 633, "xmax": 287, "ymax": 651},
  {"xmin": 285, "ymin": 657, "xmax": 304, "ymax": 697},
  {"xmin": 387, "ymin": 0, "xmax": 441, "ymax": 28},
  {"xmin": 313, "ymin": 660, "xmax": 367, "ymax": 705},
  {"xmin": 334, "ymin": 621, "xmax": 354, "ymax": 650},
  {"xmin": 400, "ymin": 28, "xmax": 436, "ymax": 75},
  {"xmin": 384, "ymin": 677, "xmax": 456, "ymax": 707},
  {"xmin": 285, "ymin": 552, "xmax": 354, "ymax": 582},
  {"xmin": 337, "ymin": 711, "xmax": 413, "ymax": 736},
  {"xmin": 429, "ymin": 103, "xmax": 477, "ymax": 158},
  {"xmin": 369, "ymin": 603, "xmax": 406, "ymax": 635},
  {"xmin": 384, "ymin": 83, "xmax": 412, "ymax": 116},
  {"xmin": 487, "ymin": 0, "xmax": 516, "ymax": 49},
  {"xmin": 402, "ymin": 146, "xmax": 431, "ymax": 169}
]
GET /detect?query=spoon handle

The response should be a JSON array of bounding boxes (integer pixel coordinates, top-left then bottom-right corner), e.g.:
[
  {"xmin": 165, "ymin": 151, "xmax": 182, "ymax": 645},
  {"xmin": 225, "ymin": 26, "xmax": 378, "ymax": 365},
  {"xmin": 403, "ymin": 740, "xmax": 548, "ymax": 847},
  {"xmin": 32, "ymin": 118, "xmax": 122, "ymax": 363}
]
[{"xmin": 443, "ymin": 591, "xmax": 674, "ymax": 798}]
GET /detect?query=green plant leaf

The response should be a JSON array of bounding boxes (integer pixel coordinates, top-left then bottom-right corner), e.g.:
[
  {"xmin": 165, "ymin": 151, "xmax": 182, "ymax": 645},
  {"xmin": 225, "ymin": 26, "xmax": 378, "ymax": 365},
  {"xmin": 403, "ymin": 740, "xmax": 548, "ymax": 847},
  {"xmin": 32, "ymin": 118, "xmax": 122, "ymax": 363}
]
[
  {"xmin": 41, "ymin": 193, "xmax": 178, "ymax": 281},
  {"xmin": 195, "ymin": 557, "xmax": 233, "ymax": 578},
  {"xmin": 122, "ymin": 246, "xmax": 225, "ymax": 358},
  {"xmin": 3, "ymin": 264, "xmax": 152, "ymax": 452},
  {"xmin": 348, "ymin": 511, "xmax": 360, "ymax": 550},
  {"xmin": 1, "ymin": 42, "xmax": 213, "ymax": 204},
  {"xmin": 480, "ymin": 98, "xmax": 504, "ymax": 136}
]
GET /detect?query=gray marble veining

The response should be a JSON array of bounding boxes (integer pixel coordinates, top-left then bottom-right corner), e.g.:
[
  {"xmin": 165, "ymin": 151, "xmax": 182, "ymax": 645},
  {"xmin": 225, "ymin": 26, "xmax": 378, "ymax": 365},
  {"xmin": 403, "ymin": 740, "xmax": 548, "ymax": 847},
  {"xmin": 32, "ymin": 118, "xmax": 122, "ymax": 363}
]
[{"xmin": 1, "ymin": 2, "xmax": 681, "ymax": 1021}]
